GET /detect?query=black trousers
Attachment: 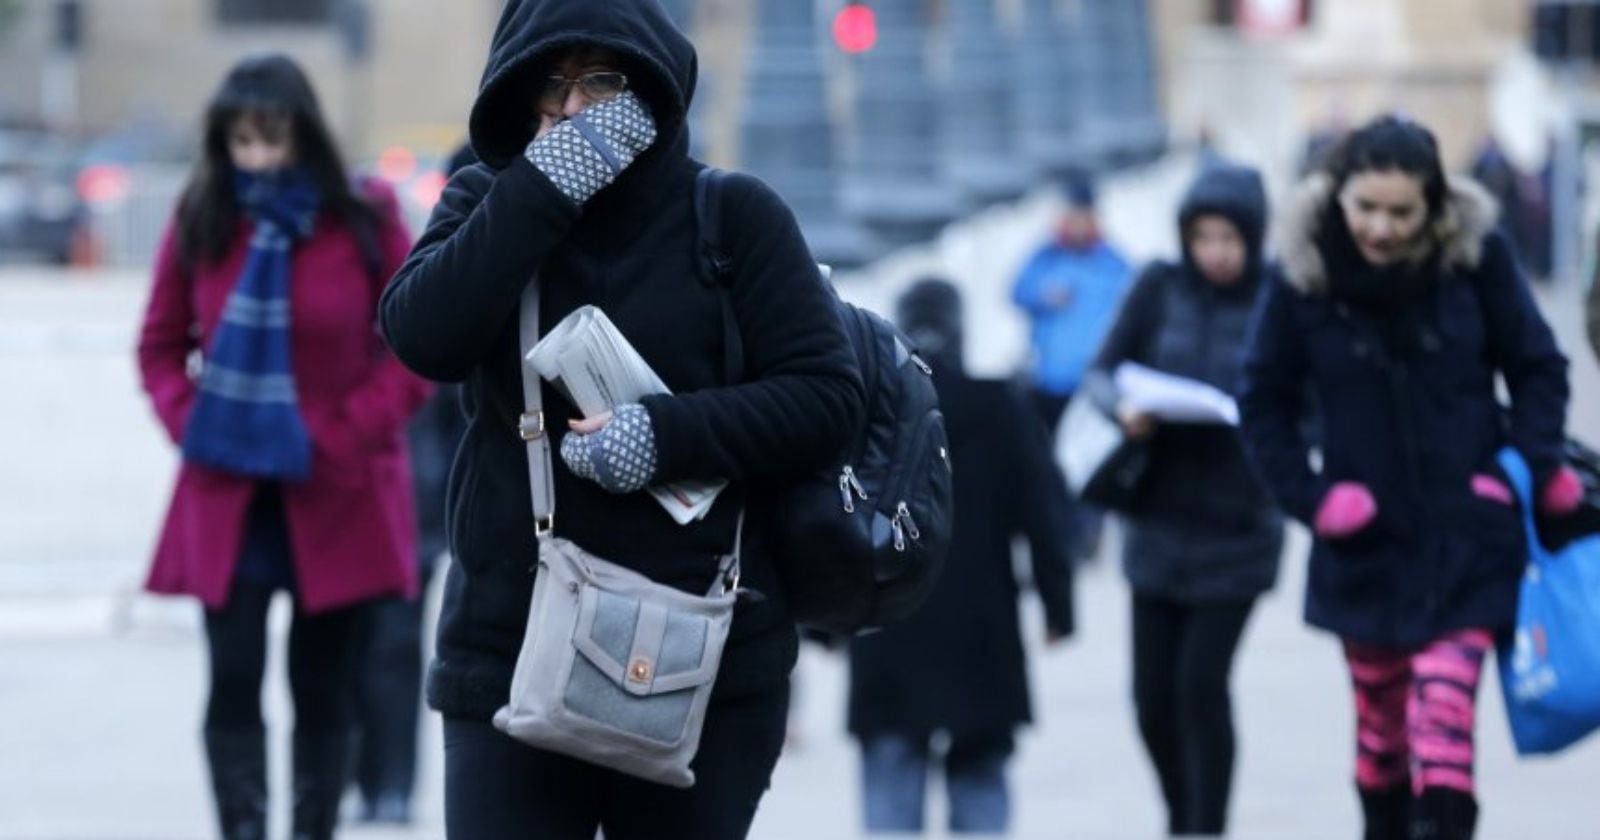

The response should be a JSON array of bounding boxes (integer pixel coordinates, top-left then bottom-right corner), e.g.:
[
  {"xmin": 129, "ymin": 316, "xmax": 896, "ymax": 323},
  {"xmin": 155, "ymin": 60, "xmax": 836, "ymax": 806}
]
[
  {"xmin": 351, "ymin": 549, "xmax": 442, "ymax": 804},
  {"xmin": 1131, "ymin": 591, "xmax": 1256, "ymax": 837},
  {"xmin": 204, "ymin": 484, "xmax": 367, "ymax": 735},
  {"xmin": 443, "ymin": 683, "xmax": 790, "ymax": 840},
  {"xmin": 203, "ymin": 576, "xmax": 367, "ymax": 735}
]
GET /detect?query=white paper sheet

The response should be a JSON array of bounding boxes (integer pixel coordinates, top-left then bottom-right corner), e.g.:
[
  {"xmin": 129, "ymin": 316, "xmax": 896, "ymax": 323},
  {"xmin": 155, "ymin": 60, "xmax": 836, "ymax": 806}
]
[{"xmin": 1113, "ymin": 362, "xmax": 1240, "ymax": 426}]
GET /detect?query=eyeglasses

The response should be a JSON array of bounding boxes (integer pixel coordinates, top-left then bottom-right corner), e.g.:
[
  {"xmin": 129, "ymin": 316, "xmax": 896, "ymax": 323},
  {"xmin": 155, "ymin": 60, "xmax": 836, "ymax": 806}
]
[{"xmin": 537, "ymin": 72, "xmax": 629, "ymax": 108}]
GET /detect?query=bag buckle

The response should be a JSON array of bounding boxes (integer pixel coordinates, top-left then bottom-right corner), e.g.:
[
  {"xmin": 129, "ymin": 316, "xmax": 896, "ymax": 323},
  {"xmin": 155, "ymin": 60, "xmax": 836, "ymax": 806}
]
[
  {"xmin": 518, "ymin": 411, "xmax": 546, "ymax": 441},
  {"xmin": 535, "ymin": 515, "xmax": 554, "ymax": 537}
]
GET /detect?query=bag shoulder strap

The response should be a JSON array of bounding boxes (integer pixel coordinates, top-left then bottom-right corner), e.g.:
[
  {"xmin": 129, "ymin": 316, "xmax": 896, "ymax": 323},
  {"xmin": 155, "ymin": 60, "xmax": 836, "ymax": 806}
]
[
  {"xmin": 518, "ymin": 281, "xmax": 556, "ymax": 536},
  {"xmin": 695, "ymin": 167, "xmax": 744, "ymax": 385}
]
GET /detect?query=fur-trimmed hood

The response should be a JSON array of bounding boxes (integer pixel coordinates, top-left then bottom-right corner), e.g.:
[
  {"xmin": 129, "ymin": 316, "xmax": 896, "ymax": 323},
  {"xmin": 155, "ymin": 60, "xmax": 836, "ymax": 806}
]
[{"xmin": 1277, "ymin": 173, "xmax": 1500, "ymax": 296}]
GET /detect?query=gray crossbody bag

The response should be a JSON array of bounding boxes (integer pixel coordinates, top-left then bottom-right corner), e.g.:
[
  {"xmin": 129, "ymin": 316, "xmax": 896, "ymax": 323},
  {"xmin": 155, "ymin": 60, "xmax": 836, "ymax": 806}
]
[{"xmin": 491, "ymin": 282, "xmax": 741, "ymax": 789}]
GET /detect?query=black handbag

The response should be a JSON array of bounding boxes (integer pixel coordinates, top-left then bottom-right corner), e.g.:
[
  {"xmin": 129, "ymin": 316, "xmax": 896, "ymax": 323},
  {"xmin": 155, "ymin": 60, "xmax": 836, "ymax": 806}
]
[{"xmin": 1057, "ymin": 391, "xmax": 1150, "ymax": 512}]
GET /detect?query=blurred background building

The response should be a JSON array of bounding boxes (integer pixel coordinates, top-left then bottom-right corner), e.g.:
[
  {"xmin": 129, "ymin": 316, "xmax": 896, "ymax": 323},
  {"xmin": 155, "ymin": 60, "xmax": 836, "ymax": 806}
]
[
  {"xmin": 0, "ymin": 0, "xmax": 1591, "ymax": 274},
  {"xmin": 10, "ymin": 5, "xmax": 1600, "ymax": 837}
]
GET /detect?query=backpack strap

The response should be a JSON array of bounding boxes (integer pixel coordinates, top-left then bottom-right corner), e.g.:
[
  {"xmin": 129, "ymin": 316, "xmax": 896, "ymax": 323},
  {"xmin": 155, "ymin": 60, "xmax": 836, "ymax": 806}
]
[{"xmin": 694, "ymin": 167, "xmax": 745, "ymax": 386}]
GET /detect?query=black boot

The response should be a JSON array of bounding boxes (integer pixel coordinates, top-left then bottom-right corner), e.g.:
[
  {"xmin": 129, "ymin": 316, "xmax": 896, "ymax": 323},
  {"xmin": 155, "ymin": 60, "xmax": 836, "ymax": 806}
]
[
  {"xmin": 291, "ymin": 731, "xmax": 357, "ymax": 840},
  {"xmin": 1410, "ymin": 788, "xmax": 1479, "ymax": 840},
  {"xmin": 1358, "ymin": 783, "xmax": 1411, "ymax": 840},
  {"xmin": 203, "ymin": 728, "xmax": 268, "ymax": 840}
]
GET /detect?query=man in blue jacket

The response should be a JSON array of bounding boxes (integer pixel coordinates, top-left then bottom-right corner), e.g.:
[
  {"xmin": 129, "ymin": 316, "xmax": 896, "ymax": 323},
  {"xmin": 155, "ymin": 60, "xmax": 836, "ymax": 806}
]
[
  {"xmin": 1012, "ymin": 177, "xmax": 1131, "ymax": 563},
  {"xmin": 1012, "ymin": 177, "xmax": 1133, "ymax": 431}
]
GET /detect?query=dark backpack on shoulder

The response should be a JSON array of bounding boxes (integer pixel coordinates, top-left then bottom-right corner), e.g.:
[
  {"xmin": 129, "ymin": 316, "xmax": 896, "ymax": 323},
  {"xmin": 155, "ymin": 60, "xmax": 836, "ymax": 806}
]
[{"xmin": 694, "ymin": 167, "xmax": 952, "ymax": 635}]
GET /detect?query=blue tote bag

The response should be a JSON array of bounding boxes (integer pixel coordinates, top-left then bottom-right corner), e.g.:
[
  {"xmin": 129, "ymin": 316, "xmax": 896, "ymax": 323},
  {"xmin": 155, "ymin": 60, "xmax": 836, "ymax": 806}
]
[{"xmin": 1496, "ymin": 448, "xmax": 1600, "ymax": 756}]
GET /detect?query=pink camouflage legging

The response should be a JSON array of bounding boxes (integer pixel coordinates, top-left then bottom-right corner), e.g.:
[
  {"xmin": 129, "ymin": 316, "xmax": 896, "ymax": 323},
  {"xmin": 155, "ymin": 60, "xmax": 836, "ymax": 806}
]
[{"xmin": 1343, "ymin": 628, "xmax": 1495, "ymax": 795}]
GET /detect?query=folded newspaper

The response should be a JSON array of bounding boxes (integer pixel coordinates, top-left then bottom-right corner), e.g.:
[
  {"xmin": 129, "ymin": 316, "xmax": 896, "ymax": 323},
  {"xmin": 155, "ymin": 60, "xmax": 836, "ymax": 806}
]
[{"xmin": 526, "ymin": 306, "xmax": 725, "ymax": 525}]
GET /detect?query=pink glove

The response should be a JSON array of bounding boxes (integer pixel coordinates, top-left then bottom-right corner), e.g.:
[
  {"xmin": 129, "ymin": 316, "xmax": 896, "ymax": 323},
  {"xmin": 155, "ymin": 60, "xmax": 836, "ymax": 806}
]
[
  {"xmin": 1540, "ymin": 465, "xmax": 1583, "ymax": 516},
  {"xmin": 1315, "ymin": 482, "xmax": 1378, "ymax": 539},
  {"xmin": 1470, "ymin": 474, "xmax": 1514, "ymax": 505}
]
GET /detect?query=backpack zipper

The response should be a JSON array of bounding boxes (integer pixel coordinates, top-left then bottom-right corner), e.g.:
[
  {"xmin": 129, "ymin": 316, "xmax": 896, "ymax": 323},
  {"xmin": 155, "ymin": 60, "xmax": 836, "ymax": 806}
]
[
  {"xmin": 883, "ymin": 411, "xmax": 943, "ymax": 520},
  {"xmin": 891, "ymin": 501, "xmax": 921, "ymax": 552},
  {"xmin": 897, "ymin": 501, "xmax": 921, "ymax": 540},
  {"xmin": 838, "ymin": 465, "xmax": 868, "ymax": 513}
]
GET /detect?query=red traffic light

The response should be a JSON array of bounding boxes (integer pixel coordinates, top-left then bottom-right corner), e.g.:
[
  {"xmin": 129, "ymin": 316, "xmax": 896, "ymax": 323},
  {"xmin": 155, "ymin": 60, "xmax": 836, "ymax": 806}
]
[{"xmin": 833, "ymin": 3, "xmax": 877, "ymax": 54}]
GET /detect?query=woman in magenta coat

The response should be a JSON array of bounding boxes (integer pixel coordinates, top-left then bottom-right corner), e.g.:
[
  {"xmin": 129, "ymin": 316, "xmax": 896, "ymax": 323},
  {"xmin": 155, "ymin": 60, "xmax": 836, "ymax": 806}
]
[{"xmin": 135, "ymin": 54, "xmax": 430, "ymax": 840}]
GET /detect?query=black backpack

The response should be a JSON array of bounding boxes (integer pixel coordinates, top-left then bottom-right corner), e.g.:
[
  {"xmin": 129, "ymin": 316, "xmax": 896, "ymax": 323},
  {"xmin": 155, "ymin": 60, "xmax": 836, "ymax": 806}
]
[{"xmin": 694, "ymin": 167, "xmax": 952, "ymax": 634}]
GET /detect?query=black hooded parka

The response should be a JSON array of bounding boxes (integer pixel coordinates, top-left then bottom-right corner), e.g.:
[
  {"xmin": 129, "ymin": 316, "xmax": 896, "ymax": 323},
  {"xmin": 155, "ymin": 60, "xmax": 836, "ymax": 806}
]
[{"xmin": 380, "ymin": 0, "xmax": 865, "ymax": 722}]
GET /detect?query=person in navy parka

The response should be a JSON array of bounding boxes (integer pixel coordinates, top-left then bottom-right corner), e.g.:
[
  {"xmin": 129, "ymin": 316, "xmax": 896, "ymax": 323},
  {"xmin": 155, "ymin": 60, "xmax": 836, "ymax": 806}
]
[{"xmin": 1239, "ymin": 116, "xmax": 1578, "ymax": 840}]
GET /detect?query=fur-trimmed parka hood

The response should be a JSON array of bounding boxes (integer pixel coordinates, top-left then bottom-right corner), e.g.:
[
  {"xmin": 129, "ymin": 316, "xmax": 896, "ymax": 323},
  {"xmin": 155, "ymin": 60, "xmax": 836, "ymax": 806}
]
[{"xmin": 1277, "ymin": 173, "xmax": 1500, "ymax": 296}]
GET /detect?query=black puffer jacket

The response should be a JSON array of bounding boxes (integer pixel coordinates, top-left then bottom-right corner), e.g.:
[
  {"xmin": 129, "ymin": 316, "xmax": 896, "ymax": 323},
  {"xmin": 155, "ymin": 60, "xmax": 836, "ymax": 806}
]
[
  {"xmin": 379, "ymin": 0, "xmax": 864, "ymax": 720},
  {"xmin": 1088, "ymin": 163, "xmax": 1285, "ymax": 603}
]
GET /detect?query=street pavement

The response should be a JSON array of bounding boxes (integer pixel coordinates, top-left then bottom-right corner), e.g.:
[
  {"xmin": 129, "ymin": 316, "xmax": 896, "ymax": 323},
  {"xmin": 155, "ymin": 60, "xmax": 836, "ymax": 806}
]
[{"xmin": 5, "ymin": 156, "xmax": 1600, "ymax": 839}]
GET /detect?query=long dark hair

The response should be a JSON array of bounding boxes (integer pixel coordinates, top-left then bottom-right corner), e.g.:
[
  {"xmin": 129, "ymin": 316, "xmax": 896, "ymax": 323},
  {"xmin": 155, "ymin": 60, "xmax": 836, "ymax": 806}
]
[{"xmin": 177, "ymin": 53, "xmax": 379, "ymax": 276}]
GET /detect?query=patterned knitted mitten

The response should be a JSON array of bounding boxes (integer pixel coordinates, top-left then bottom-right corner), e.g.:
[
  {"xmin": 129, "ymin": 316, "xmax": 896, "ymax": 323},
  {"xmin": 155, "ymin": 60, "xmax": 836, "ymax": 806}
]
[
  {"xmin": 525, "ymin": 92, "xmax": 657, "ymax": 205},
  {"xmin": 559, "ymin": 403, "xmax": 658, "ymax": 494}
]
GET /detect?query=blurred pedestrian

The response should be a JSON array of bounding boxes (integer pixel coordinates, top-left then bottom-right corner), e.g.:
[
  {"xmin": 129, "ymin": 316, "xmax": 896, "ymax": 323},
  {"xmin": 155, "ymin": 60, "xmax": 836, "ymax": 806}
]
[
  {"xmin": 1084, "ymin": 161, "xmax": 1285, "ymax": 837},
  {"xmin": 1012, "ymin": 175, "xmax": 1133, "ymax": 432},
  {"xmin": 347, "ymin": 143, "xmax": 475, "ymax": 827},
  {"xmin": 1012, "ymin": 176, "xmax": 1130, "ymax": 563},
  {"xmin": 378, "ymin": 0, "xmax": 863, "ymax": 837},
  {"xmin": 1469, "ymin": 135, "xmax": 1555, "ymax": 282},
  {"xmin": 1300, "ymin": 105, "xmax": 1351, "ymax": 178},
  {"xmin": 135, "ymin": 54, "xmax": 430, "ymax": 840},
  {"xmin": 1241, "ymin": 115, "xmax": 1575, "ymax": 840},
  {"xmin": 847, "ymin": 278, "xmax": 1074, "ymax": 835}
]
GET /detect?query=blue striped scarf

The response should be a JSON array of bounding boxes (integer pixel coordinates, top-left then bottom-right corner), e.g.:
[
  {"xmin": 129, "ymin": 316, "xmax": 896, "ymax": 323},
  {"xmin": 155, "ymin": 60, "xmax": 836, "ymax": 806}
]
[{"xmin": 180, "ymin": 169, "xmax": 320, "ymax": 480}]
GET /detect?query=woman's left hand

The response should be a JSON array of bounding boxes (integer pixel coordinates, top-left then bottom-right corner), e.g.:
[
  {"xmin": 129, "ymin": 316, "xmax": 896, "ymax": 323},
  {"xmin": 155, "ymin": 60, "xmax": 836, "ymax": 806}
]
[
  {"xmin": 1117, "ymin": 404, "xmax": 1157, "ymax": 440},
  {"xmin": 1541, "ymin": 465, "xmax": 1583, "ymax": 517},
  {"xmin": 559, "ymin": 403, "xmax": 658, "ymax": 494},
  {"xmin": 568, "ymin": 411, "xmax": 612, "ymax": 435}
]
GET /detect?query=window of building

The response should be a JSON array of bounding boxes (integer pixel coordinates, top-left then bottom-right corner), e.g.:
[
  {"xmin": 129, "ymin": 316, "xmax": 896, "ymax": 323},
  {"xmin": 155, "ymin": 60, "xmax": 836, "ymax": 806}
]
[
  {"xmin": 1214, "ymin": 0, "xmax": 1317, "ymax": 33},
  {"xmin": 1535, "ymin": 1, "xmax": 1600, "ymax": 63},
  {"xmin": 216, "ymin": 0, "xmax": 335, "ymax": 25},
  {"xmin": 1211, "ymin": 0, "xmax": 1237, "ymax": 27}
]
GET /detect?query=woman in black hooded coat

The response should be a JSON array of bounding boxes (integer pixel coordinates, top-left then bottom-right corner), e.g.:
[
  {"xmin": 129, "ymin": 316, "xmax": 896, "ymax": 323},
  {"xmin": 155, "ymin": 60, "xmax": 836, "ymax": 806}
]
[
  {"xmin": 1084, "ymin": 161, "xmax": 1286, "ymax": 837},
  {"xmin": 379, "ymin": 1, "xmax": 864, "ymax": 837}
]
